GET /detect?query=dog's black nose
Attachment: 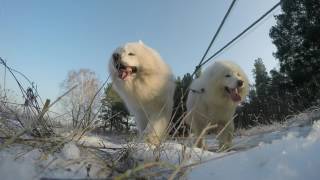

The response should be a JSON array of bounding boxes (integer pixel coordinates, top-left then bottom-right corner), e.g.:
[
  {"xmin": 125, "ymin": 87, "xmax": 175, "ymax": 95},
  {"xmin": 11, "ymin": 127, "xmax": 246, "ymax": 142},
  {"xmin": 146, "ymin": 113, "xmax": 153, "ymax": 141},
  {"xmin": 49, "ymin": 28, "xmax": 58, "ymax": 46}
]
[
  {"xmin": 113, "ymin": 53, "xmax": 120, "ymax": 61},
  {"xmin": 237, "ymin": 80, "xmax": 243, "ymax": 87}
]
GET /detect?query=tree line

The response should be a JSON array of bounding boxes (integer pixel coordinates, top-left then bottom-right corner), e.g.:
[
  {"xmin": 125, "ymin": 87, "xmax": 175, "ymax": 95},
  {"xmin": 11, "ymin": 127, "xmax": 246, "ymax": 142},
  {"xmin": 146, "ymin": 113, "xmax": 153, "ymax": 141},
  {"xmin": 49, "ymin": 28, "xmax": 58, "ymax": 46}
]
[
  {"xmin": 98, "ymin": 0, "xmax": 319, "ymax": 133},
  {"xmin": 236, "ymin": 0, "xmax": 320, "ymax": 128}
]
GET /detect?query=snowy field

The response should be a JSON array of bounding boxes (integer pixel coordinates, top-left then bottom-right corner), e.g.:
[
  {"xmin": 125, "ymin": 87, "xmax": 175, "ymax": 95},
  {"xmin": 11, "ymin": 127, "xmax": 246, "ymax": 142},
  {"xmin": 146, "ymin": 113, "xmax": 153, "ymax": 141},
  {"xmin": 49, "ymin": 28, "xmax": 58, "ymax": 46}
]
[
  {"xmin": 0, "ymin": 110, "xmax": 320, "ymax": 179},
  {"xmin": 189, "ymin": 120, "xmax": 320, "ymax": 180}
]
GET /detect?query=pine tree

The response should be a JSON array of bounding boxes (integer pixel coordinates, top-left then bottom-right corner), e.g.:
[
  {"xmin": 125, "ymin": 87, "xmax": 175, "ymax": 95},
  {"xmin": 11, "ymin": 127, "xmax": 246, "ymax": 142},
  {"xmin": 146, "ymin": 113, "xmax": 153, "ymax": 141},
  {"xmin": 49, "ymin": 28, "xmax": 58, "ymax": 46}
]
[
  {"xmin": 252, "ymin": 58, "xmax": 270, "ymax": 98},
  {"xmin": 99, "ymin": 84, "xmax": 130, "ymax": 132},
  {"xmin": 170, "ymin": 73, "xmax": 193, "ymax": 136},
  {"xmin": 270, "ymin": 0, "xmax": 320, "ymax": 100}
]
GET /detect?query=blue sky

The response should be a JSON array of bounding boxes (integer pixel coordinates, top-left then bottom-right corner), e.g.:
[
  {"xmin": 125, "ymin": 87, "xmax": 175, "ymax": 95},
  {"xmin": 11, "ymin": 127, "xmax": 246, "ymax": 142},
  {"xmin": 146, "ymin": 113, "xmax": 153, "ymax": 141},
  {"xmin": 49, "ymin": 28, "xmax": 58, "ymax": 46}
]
[{"xmin": 0, "ymin": 0, "xmax": 280, "ymax": 102}]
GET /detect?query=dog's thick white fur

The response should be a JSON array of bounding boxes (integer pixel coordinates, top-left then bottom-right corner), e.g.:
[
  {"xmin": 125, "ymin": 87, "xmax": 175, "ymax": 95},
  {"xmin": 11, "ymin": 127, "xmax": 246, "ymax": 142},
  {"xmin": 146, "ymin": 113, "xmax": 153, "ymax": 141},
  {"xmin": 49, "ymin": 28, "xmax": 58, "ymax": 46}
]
[
  {"xmin": 108, "ymin": 41, "xmax": 175, "ymax": 145},
  {"xmin": 186, "ymin": 61, "xmax": 249, "ymax": 150}
]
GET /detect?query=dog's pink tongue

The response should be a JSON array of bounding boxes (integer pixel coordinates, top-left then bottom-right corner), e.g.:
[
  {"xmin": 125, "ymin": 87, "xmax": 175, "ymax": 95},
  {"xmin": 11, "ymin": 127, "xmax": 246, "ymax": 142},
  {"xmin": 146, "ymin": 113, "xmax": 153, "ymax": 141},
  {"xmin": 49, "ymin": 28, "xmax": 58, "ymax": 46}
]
[
  {"xmin": 119, "ymin": 71, "xmax": 128, "ymax": 80},
  {"xmin": 230, "ymin": 88, "xmax": 241, "ymax": 102},
  {"xmin": 119, "ymin": 67, "xmax": 132, "ymax": 80}
]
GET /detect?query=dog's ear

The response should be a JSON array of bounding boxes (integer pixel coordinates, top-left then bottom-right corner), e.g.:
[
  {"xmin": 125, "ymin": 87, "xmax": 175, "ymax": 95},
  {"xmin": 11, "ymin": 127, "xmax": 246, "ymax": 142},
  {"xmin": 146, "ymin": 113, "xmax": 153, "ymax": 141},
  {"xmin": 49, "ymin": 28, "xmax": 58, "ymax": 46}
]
[{"xmin": 138, "ymin": 40, "xmax": 144, "ymax": 45}]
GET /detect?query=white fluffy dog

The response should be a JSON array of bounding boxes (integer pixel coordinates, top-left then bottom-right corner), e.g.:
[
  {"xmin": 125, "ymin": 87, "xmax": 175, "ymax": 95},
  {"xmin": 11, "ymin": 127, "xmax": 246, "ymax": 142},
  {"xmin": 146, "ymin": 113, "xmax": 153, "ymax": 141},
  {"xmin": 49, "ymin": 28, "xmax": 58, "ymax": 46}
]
[
  {"xmin": 108, "ymin": 41, "xmax": 175, "ymax": 145},
  {"xmin": 186, "ymin": 61, "xmax": 249, "ymax": 150}
]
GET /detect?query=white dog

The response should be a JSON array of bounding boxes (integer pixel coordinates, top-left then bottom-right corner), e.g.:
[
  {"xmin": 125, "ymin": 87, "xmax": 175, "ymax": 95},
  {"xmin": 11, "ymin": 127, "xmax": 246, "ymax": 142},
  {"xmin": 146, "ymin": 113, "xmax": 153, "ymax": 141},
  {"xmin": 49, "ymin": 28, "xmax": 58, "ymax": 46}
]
[
  {"xmin": 108, "ymin": 41, "xmax": 175, "ymax": 145},
  {"xmin": 186, "ymin": 61, "xmax": 249, "ymax": 151}
]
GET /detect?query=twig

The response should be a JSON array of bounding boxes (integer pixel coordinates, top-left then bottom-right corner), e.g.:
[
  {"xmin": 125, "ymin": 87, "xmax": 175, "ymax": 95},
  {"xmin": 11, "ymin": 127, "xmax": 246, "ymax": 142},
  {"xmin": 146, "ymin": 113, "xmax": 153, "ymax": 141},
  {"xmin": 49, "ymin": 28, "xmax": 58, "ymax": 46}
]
[
  {"xmin": 0, "ymin": 128, "xmax": 28, "ymax": 149},
  {"xmin": 114, "ymin": 162, "xmax": 175, "ymax": 180},
  {"xmin": 48, "ymin": 85, "xmax": 78, "ymax": 109},
  {"xmin": 168, "ymin": 123, "xmax": 218, "ymax": 180}
]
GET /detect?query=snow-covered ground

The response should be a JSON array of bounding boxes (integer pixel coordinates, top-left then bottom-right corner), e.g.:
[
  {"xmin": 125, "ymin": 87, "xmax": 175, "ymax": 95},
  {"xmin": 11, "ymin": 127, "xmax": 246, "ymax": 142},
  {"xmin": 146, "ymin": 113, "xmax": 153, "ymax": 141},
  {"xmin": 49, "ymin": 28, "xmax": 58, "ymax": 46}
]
[
  {"xmin": 189, "ymin": 120, "xmax": 320, "ymax": 180},
  {"xmin": 0, "ymin": 110, "xmax": 320, "ymax": 179}
]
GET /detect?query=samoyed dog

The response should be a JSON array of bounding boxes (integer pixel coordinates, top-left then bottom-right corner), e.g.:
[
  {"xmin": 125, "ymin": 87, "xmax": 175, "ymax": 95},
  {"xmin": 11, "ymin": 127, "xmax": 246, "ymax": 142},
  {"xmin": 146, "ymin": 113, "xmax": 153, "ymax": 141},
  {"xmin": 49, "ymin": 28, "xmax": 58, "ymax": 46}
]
[
  {"xmin": 108, "ymin": 41, "xmax": 175, "ymax": 145},
  {"xmin": 186, "ymin": 61, "xmax": 249, "ymax": 151}
]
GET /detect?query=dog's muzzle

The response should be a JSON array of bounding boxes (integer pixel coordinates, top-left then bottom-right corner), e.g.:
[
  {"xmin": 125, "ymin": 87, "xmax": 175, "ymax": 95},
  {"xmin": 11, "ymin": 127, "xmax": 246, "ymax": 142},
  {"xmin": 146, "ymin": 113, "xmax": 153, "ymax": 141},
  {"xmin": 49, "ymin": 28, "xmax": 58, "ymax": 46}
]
[{"xmin": 113, "ymin": 53, "xmax": 137, "ymax": 80}]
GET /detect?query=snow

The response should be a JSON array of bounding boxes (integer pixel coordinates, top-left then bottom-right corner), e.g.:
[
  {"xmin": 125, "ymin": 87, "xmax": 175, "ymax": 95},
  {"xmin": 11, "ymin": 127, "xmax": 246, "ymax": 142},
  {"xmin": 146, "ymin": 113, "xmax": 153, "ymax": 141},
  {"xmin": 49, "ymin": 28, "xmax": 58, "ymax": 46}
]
[
  {"xmin": 0, "ymin": 111, "xmax": 320, "ymax": 179},
  {"xmin": 188, "ymin": 120, "xmax": 320, "ymax": 180},
  {"xmin": 77, "ymin": 135, "xmax": 122, "ymax": 148},
  {"xmin": 62, "ymin": 142, "xmax": 80, "ymax": 159},
  {"xmin": 132, "ymin": 142, "xmax": 222, "ymax": 165},
  {"xmin": 0, "ymin": 147, "xmax": 38, "ymax": 180},
  {"xmin": 304, "ymin": 120, "xmax": 320, "ymax": 146},
  {"xmin": 0, "ymin": 145, "xmax": 93, "ymax": 179}
]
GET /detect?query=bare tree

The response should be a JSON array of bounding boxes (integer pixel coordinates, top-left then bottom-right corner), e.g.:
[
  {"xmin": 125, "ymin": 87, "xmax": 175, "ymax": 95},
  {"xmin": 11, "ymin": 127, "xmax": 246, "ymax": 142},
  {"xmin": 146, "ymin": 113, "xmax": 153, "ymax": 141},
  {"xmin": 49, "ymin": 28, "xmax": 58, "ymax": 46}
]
[{"xmin": 60, "ymin": 69, "xmax": 101, "ymax": 128}]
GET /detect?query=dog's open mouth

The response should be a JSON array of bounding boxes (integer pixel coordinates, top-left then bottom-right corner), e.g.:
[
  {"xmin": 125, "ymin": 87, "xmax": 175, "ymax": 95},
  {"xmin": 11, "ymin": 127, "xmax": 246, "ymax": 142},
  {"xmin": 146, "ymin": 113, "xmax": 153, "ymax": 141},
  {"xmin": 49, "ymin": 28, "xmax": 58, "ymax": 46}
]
[
  {"xmin": 114, "ymin": 60, "xmax": 137, "ymax": 80},
  {"xmin": 225, "ymin": 87, "xmax": 241, "ymax": 102}
]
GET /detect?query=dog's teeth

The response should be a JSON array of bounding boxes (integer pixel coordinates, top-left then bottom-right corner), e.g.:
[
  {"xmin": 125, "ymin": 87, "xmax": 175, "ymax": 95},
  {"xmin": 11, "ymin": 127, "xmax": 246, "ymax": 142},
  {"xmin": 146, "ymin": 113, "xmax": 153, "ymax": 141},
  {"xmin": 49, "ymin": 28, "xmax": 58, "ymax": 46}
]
[{"xmin": 126, "ymin": 67, "xmax": 132, "ymax": 73}]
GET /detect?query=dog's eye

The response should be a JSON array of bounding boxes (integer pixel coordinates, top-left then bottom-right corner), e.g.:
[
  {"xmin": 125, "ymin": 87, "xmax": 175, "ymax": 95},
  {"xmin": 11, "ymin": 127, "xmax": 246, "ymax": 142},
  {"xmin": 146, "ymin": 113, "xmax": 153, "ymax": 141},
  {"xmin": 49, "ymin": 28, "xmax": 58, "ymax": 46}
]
[
  {"xmin": 225, "ymin": 74, "xmax": 231, "ymax": 78},
  {"xmin": 128, "ymin": 52, "xmax": 135, "ymax": 56}
]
